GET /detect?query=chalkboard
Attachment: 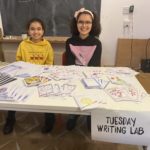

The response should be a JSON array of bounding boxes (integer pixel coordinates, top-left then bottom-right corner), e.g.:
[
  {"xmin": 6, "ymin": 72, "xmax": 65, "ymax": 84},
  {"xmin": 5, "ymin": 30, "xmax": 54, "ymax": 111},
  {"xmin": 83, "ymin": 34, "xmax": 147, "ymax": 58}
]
[{"xmin": 0, "ymin": 0, "xmax": 101, "ymax": 36}]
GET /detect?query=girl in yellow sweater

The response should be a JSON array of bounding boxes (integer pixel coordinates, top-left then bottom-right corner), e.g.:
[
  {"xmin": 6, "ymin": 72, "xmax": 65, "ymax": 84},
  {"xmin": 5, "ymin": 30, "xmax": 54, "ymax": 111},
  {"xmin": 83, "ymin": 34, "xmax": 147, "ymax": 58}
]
[{"xmin": 3, "ymin": 18, "xmax": 55, "ymax": 134}]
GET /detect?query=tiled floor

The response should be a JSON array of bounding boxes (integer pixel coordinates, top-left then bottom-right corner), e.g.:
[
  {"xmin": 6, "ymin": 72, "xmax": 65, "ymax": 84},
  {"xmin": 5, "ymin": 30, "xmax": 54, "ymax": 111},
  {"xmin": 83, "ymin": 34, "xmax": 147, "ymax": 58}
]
[{"xmin": 0, "ymin": 111, "xmax": 140, "ymax": 150}]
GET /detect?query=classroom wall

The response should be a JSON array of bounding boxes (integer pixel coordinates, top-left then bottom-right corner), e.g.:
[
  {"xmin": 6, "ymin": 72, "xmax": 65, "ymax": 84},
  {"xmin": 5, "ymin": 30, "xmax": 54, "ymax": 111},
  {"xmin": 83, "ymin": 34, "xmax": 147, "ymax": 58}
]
[
  {"xmin": 101, "ymin": 0, "xmax": 150, "ymax": 66},
  {"xmin": 1, "ymin": 0, "xmax": 150, "ymax": 65}
]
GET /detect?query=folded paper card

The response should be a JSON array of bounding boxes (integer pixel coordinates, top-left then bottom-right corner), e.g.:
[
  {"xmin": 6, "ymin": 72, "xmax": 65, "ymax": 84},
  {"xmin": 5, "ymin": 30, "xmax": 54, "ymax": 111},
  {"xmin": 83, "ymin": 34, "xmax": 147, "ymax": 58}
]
[{"xmin": 23, "ymin": 76, "xmax": 50, "ymax": 87}]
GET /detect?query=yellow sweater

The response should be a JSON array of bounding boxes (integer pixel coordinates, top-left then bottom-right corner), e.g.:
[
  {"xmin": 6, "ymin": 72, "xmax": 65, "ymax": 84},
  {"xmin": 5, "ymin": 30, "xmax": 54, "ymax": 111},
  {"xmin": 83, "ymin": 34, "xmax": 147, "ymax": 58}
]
[{"xmin": 16, "ymin": 38, "xmax": 54, "ymax": 65}]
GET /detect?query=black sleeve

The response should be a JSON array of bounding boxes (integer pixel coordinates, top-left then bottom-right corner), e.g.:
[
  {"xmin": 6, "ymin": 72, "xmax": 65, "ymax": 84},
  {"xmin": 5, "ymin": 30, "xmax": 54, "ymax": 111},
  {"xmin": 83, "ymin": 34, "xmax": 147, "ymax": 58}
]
[
  {"xmin": 65, "ymin": 39, "xmax": 75, "ymax": 65},
  {"xmin": 88, "ymin": 41, "xmax": 102, "ymax": 66}
]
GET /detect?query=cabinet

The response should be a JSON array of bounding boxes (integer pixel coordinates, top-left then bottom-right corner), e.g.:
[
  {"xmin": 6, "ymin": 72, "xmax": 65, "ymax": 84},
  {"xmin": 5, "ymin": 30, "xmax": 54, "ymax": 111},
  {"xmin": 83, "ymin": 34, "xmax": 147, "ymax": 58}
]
[{"xmin": 116, "ymin": 38, "xmax": 150, "ymax": 70}]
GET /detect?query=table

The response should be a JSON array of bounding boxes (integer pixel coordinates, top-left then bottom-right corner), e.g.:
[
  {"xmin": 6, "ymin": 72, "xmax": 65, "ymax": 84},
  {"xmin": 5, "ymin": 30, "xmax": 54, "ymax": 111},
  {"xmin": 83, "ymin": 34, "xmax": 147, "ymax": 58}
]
[{"xmin": 0, "ymin": 62, "xmax": 150, "ymax": 150}]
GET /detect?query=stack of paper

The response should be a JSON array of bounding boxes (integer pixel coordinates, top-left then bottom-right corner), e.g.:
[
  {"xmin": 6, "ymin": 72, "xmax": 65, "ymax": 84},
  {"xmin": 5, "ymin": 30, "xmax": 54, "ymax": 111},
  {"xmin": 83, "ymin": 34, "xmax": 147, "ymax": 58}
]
[
  {"xmin": 0, "ymin": 73, "xmax": 16, "ymax": 86},
  {"xmin": 0, "ymin": 83, "xmax": 32, "ymax": 102},
  {"xmin": 23, "ymin": 76, "xmax": 50, "ymax": 87}
]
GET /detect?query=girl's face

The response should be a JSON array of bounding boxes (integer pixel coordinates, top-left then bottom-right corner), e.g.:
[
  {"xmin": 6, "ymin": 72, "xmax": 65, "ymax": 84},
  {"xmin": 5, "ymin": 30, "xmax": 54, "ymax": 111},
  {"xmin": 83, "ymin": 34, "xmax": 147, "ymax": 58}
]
[
  {"xmin": 28, "ymin": 21, "xmax": 44, "ymax": 42},
  {"xmin": 77, "ymin": 13, "xmax": 92, "ymax": 39}
]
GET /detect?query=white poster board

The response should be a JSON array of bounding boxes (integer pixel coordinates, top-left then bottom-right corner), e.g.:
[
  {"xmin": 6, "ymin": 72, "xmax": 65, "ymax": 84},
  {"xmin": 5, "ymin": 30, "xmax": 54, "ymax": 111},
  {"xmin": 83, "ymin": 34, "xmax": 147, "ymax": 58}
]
[{"xmin": 91, "ymin": 109, "xmax": 150, "ymax": 146}]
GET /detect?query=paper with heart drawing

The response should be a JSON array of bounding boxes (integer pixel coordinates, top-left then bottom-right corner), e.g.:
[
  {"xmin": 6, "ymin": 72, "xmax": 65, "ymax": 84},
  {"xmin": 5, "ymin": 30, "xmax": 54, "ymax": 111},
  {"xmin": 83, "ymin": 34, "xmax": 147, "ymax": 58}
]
[{"xmin": 105, "ymin": 86, "xmax": 140, "ymax": 102}]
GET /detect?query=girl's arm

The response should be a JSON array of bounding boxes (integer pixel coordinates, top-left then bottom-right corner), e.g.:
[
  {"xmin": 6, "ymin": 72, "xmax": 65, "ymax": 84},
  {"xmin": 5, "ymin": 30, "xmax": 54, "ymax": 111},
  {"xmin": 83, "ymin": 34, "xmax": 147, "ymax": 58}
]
[
  {"xmin": 16, "ymin": 44, "xmax": 23, "ymax": 61},
  {"xmin": 45, "ymin": 44, "xmax": 54, "ymax": 65},
  {"xmin": 89, "ymin": 41, "xmax": 102, "ymax": 66},
  {"xmin": 65, "ymin": 40, "xmax": 75, "ymax": 65}
]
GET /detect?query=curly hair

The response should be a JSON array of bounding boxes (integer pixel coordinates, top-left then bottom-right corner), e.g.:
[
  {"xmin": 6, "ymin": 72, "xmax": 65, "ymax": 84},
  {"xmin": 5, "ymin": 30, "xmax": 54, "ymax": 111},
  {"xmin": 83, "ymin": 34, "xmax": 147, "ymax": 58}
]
[{"xmin": 70, "ymin": 11, "xmax": 101, "ymax": 37}]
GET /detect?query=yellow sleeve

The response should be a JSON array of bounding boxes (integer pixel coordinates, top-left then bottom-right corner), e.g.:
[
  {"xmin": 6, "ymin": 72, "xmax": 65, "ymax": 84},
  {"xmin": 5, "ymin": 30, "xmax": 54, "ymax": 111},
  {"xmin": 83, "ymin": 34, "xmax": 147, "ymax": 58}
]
[
  {"xmin": 16, "ymin": 43, "xmax": 22, "ymax": 61},
  {"xmin": 45, "ymin": 43, "xmax": 54, "ymax": 65}
]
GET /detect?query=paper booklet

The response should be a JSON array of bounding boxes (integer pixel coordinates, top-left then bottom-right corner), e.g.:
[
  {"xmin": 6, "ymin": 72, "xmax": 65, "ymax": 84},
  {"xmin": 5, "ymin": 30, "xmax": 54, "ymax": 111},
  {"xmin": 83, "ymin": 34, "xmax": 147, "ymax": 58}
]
[
  {"xmin": 73, "ymin": 91, "xmax": 105, "ymax": 110},
  {"xmin": 23, "ymin": 76, "xmax": 50, "ymax": 87},
  {"xmin": 81, "ymin": 78, "xmax": 109, "ymax": 89}
]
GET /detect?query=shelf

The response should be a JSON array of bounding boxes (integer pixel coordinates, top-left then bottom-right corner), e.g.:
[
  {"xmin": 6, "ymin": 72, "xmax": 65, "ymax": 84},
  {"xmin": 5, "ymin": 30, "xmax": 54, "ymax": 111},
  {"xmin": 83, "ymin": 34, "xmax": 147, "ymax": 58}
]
[{"xmin": 0, "ymin": 36, "xmax": 68, "ymax": 44}]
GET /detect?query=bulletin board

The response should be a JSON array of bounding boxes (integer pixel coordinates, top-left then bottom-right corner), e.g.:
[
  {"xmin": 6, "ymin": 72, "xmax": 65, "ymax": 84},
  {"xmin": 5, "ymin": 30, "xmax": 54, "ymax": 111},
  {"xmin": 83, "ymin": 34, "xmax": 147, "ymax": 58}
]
[{"xmin": 0, "ymin": 0, "xmax": 101, "ymax": 36}]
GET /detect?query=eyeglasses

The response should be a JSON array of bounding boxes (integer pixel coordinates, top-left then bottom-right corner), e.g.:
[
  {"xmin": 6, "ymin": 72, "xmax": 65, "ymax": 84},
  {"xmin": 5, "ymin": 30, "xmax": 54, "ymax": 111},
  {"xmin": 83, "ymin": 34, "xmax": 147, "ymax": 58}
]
[{"xmin": 77, "ymin": 20, "xmax": 92, "ymax": 25}]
